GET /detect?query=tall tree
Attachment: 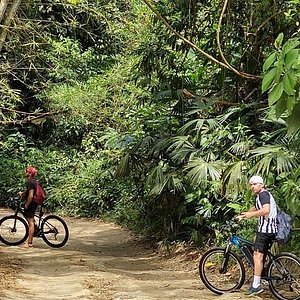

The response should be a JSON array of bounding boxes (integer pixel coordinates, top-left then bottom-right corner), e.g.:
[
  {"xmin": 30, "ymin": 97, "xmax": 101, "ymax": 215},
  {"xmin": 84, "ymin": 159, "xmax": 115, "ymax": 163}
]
[{"xmin": 0, "ymin": 0, "xmax": 21, "ymax": 51}]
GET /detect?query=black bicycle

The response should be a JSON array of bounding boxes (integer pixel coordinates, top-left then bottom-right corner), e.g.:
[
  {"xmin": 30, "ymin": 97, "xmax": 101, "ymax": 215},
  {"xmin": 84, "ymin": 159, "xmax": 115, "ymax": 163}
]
[
  {"xmin": 199, "ymin": 221, "xmax": 300, "ymax": 300},
  {"xmin": 0, "ymin": 197, "xmax": 69, "ymax": 248}
]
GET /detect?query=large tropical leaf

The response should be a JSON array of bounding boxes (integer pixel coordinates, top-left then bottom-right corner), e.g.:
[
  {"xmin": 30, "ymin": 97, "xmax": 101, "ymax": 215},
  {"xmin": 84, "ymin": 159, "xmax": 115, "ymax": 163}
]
[
  {"xmin": 250, "ymin": 145, "xmax": 298, "ymax": 175},
  {"xmin": 145, "ymin": 164, "xmax": 183, "ymax": 196},
  {"xmin": 146, "ymin": 137, "xmax": 170, "ymax": 158},
  {"xmin": 184, "ymin": 158, "xmax": 223, "ymax": 186},
  {"xmin": 222, "ymin": 160, "xmax": 248, "ymax": 198},
  {"xmin": 179, "ymin": 118, "xmax": 219, "ymax": 137},
  {"xmin": 228, "ymin": 141, "xmax": 252, "ymax": 156},
  {"xmin": 281, "ymin": 173, "xmax": 300, "ymax": 215},
  {"xmin": 115, "ymin": 152, "xmax": 145, "ymax": 177},
  {"xmin": 166, "ymin": 136, "xmax": 196, "ymax": 163}
]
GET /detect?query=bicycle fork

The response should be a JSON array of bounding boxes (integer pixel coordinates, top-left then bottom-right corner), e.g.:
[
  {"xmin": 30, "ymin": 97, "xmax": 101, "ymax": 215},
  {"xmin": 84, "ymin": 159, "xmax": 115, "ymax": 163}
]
[
  {"xmin": 220, "ymin": 243, "xmax": 232, "ymax": 273},
  {"xmin": 11, "ymin": 212, "xmax": 20, "ymax": 233}
]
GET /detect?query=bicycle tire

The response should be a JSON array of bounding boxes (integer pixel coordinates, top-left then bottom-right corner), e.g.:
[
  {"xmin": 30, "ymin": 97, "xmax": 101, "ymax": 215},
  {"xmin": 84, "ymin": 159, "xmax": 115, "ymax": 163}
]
[
  {"xmin": 41, "ymin": 215, "xmax": 69, "ymax": 248},
  {"xmin": 199, "ymin": 247, "xmax": 246, "ymax": 294},
  {"xmin": 0, "ymin": 215, "xmax": 28, "ymax": 246},
  {"xmin": 267, "ymin": 252, "xmax": 300, "ymax": 300}
]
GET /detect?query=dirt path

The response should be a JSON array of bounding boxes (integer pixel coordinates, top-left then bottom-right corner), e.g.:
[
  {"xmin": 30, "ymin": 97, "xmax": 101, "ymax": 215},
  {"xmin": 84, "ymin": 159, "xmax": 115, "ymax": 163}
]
[{"xmin": 0, "ymin": 209, "xmax": 273, "ymax": 300}]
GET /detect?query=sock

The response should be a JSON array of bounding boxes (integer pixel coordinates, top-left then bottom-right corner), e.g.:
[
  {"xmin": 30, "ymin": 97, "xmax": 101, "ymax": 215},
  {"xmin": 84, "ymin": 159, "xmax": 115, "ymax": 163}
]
[{"xmin": 252, "ymin": 275, "xmax": 261, "ymax": 288}]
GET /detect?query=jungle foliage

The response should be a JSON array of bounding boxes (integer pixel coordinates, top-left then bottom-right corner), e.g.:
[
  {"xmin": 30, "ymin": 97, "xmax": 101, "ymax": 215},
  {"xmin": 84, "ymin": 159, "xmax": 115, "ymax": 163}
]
[{"xmin": 0, "ymin": 0, "xmax": 300, "ymax": 250}]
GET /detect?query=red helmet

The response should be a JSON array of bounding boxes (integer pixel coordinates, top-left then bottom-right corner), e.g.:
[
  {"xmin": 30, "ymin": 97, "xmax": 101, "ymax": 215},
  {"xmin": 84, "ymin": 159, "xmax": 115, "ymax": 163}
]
[{"xmin": 26, "ymin": 166, "xmax": 37, "ymax": 177}]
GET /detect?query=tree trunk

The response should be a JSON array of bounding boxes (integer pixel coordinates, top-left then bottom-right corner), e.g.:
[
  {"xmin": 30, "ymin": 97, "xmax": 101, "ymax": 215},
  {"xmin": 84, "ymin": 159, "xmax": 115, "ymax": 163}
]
[
  {"xmin": 0, "ymin": 0, "xmax": 8, "ymax": 24},
  {"xmin": 0, "ymin": 0, "xmax": 21, "ymax": 52}
]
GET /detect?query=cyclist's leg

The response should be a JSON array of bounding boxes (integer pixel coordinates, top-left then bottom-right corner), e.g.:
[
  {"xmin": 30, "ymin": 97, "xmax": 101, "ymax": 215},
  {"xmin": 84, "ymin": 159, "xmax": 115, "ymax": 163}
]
[
  {"xmin": 247, "ymin": 232, "xmax": 273, "ymax": 294},
  {"xmin": 23, "ymin": 202, "xmax": 38, "ymax": 246},
  {"xmin": 253, "ymin": 233, "xmax": 275, "ymax": 276}
]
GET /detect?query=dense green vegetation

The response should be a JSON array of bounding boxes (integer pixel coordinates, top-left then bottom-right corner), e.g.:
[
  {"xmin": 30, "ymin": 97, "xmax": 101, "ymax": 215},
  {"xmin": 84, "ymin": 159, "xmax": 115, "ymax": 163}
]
[{"xmin": 0, "ymin": 0, "xmax": 300, "ymax": 250}]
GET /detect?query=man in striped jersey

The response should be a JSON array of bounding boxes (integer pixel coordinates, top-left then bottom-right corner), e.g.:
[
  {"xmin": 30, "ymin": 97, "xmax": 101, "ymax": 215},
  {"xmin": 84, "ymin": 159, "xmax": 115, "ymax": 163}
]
[{"xmin": 237, "ymin": 175, "xmax": 278, "ymax": 296}]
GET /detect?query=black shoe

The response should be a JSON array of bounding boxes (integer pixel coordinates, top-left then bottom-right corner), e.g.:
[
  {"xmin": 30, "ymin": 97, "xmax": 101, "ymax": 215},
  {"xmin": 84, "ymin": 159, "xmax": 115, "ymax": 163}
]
[{"xmin": 245, "ymin": 285, "xmax": 264, "ymax": 296}]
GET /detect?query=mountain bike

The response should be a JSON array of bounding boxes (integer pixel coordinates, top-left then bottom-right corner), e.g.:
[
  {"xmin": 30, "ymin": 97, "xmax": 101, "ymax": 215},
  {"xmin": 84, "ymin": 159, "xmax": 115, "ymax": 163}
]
[
  {"xmin": 0, "ymin": 196, "xmax": 69, "ymax": 248},
  {"xmin": 198, "ymin": 221, "xmax": 300, "ymax": 300}
]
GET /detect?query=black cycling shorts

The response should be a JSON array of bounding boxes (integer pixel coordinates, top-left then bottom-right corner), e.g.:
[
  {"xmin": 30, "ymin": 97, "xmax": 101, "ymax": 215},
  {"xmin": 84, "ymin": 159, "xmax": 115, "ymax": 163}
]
[
  {"xmin": 24, "ymin": 201, "xmax": 38, "ymax": 218},
  {"xmin": 254, "ymin": 232, "xmax": 275, "ymax": 253}
]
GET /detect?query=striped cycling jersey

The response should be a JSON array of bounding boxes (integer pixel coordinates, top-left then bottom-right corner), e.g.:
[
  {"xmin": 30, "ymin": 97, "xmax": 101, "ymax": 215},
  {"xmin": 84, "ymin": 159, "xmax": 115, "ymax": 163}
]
[{"xmin": 255, "ymin": 190, "xmax": 278, "ymax": 234}]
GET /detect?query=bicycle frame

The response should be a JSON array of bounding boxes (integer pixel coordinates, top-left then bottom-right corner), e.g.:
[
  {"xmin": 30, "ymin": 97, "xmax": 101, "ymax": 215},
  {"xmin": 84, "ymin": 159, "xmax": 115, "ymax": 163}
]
[
  {"xmin": 9, "ymin": 197, "xmax": 46, "ymax": 237},
  {"xmin": 224, "ymin": 234, "xmax": 284, "ymax": 283}
]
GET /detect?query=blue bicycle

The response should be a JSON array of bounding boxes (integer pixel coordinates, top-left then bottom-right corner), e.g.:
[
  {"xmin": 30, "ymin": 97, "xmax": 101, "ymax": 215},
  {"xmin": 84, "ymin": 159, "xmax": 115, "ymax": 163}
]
[{"xmin": 199, "ymin": 222, "xmax": 300, "ymax": 300}]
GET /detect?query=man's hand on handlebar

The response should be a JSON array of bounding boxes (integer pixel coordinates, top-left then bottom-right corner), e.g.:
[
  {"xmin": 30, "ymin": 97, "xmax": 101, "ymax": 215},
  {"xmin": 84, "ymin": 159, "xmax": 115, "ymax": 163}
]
[
  {"xmin": 236, "ymin": 212, "xmax": 252, "ymax": 222},
  {"xmin": 18, "ymin": 191, "xmax": 24, "ymax": 197}
]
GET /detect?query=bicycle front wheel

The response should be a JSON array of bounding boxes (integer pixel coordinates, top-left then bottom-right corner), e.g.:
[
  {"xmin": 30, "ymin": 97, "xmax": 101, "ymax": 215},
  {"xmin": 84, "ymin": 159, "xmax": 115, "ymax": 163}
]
[
  {"xmin": 267, "ymin": 252, "xmax": 300, "ymax": 300},
  {"xmin": 0, "ymin": 215, "xmax": 28, "ymax": 246},
  {"xmin": 41, "ymin": 215, "xmax": 69, "ymax": 248},
  {"xmin": 199, "ymin": 247, "xmax": 246, "ymax": 294}
]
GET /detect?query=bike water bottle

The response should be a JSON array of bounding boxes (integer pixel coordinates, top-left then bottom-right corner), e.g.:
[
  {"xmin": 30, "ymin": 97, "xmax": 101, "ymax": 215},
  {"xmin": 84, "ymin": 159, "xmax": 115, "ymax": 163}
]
[{"xmin": 231, "ymin": 236, "xmax": 241, "ymax": 247}]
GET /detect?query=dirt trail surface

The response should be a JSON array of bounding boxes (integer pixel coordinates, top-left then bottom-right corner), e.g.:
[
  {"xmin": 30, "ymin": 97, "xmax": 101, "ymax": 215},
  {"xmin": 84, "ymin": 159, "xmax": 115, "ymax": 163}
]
[{"xmin": 0, "ymin": 208, "xmax": 273, "ymax": 300}]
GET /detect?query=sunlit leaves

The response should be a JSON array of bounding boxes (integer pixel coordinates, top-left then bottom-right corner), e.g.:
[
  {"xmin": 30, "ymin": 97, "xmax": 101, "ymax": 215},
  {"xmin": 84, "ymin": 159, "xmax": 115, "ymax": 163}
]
[
  {"xmin": 268, "ymin": 82, "xmax": 284, "ymax": 105},
  {"xmin": 262, "ymin": 68, "xmax": 277, "ymax": 92},
  {"xmin": 262, "ymin": 34, "xmax": 300, "ymax": 134},
  {"xmin": 263, "ymin": 53, "xmax": 277, "ymax": 72},
  {"xmin": 275, "ymin": 33, "xmax": 284, "ymax": 49},
  {"xmin": 66, "ymin": 0, "xmax": 80, "ymax": 4}
]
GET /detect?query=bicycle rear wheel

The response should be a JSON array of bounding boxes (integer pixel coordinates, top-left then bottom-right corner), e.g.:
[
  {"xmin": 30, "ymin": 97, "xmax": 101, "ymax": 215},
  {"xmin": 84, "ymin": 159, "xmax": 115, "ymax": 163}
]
[
  {"xmin": 41, "ymin": 215, "xmax": 69, "ymax": 248},
  {"xmin": 0, "ymin": 215, "xmax": 28, "ymax": 246},
  {"xmin": 199, "ymin": 247, "xmax": 246, "ymax": 294},
  {"xmin": 267, "ymin": 252, "xmax": 300, "ymax": 300}
]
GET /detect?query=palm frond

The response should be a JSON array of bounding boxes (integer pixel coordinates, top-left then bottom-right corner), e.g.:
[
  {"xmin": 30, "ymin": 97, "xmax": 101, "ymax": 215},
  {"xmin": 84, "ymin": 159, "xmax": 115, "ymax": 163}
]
[
  {"xmin": 132, "ymin": 135, "xmax": 156, "ymax": 153},
  {"xmin": 184, "ymin": 158, "xmax": 223, "ymax": 186},
  {"xmin": 145, "ymin": 164, "xmax": 183, "ymax": 196},
  {"xmin": 179, "ymin": 119, "xmax": 204, "ymax": 135},
  {"xmin": 167, "ymin": 136, "xmax": 194, "ymax": 152},
  {"xmin": 222, "ymin": 160, "xmax": 248, "ymax": 197},
  {"xmin": 115, "ymin": 152, "xmax": 145, "ymax": 177},
  {"xmin": 171, "ymin": 147, "xmax": 201, "ymax": 163},
  {"xmin": 147, "ymin": 137, "xmax": 171, "ymax": 159},
  {"xmin": 115, "ymin": 152, "xmax": 131, "ymax": 177},
  {"xmin": 217, "ymin": 107, "xmax": 243, "ymax": 124},
  {"xmin": 166, "ymin": 136, "xmax": 196, "ymax": 163},
  {"xmin": 145, "ymin": 164, "xmax": 165, "ymax": 195},
  {"xmin": 229, "ymin": 141, "xmax": 251, "ymax": 156},
  {"xmin": 250, "ymin": 145, "xmax": 298, "ymax": 175},
  {"xmin": 179, "ymin": 118, "xmax": 218, "ymax": 137}
]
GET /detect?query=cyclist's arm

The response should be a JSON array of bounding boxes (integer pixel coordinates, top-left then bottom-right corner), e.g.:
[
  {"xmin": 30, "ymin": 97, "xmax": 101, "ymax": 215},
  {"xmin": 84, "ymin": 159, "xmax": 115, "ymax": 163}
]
[
  {"xmin": 242, "ymin": 204, "xmax": 270, "ymax": 219},
  {"xmin": 237, "ymin": 203, "xmax": 270, "ymax": 220},
  {"xmin": 25, "ymin": 189, "xmax": 34, "ymax": 209},
  {"xmin": 247, "ymin": 206, "xmax": 257, "ymax": 212}
]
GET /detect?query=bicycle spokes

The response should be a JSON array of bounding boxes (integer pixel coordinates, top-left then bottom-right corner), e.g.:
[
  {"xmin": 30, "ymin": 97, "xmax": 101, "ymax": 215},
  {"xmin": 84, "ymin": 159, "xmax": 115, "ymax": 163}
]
[
  {"xmin": 41, "ymin": 215, "xmax": 69, "ymax": 248},
  {"xmin": 43, "ymin": 224, "xmax": 59, "ymax": 239},
  {"xmin": 0, "ymin": 216, "xmax": 28, "ymax": 246},
  {"xmin": 269, "ymin": 254, "xmax": 300, "ymax": 300}
]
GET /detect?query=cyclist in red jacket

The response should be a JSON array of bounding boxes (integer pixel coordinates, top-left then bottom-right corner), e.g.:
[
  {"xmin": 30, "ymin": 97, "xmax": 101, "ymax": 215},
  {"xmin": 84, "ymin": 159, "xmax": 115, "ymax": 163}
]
[{"xmin": 19, "ymin": 166, "xmax": 38, "ymax": 248}]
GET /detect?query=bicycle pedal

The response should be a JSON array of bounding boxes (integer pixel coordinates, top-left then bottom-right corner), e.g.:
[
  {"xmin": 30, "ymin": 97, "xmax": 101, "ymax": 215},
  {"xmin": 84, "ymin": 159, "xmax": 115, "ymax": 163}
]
[{"xmin": 261, "ymin": 279, "xmax": 268, "ymax": 286}]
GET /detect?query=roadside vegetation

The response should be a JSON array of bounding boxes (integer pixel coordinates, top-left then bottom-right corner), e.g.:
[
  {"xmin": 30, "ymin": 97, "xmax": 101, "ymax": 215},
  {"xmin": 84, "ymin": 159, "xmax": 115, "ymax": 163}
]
[{"xmin": 0, "ymin": 0, "xmax": 300, "ymax": 252}]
